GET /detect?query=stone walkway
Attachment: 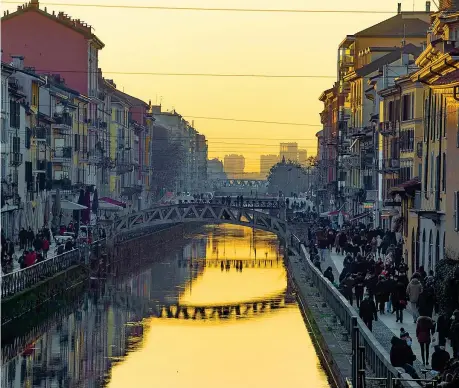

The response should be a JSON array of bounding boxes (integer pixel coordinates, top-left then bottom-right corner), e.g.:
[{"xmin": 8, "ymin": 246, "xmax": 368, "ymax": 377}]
[{"xmin": 326, "ymin": 250, "xmax": 454, "ymax": 372}]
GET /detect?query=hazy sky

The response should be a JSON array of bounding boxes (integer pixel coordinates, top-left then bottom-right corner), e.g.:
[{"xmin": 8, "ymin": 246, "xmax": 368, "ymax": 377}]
[{"xmin": 4, "ymin": 0, "xmax": 434, "ymax": 171}]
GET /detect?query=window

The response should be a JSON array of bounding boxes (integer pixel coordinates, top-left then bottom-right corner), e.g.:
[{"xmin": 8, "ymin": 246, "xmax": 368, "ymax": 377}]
[
  {"xmin": 31, "ymin": 82, "xmax": 39, "ymax": 108},
  {"xmin": 428, "ymin": 230, "xmax": 433, "ymax": 271},
  {"xmin": 9, "ymin": 100, "xmax": 20, "ymax": 129},
  {"xmin": 455, "ymin": 191, "xmax": 459, "ymax": 231},
  {"xmin": 388, "ymin": 101, "xmax": 394, "ymax": 122},
  {"xmin": 442, "ymin": 152, "xmax": 446, "ymax": 192},
  {"xmin": 12, "ymin": 136, "xmax": 20, "ymax": 153},
  {"xmin": 422, "ymin": 229, "xmax": 426, "ymax": 267},
  {"xmin": 402, "ymin": 93, "xmax": 414, "ymax": 121},
  {"xmin": 436, "ymin": 230, "xmax": 440, "ymax": 268},
  {"xmin": 415, "ymin": 227, "xmax": 420, "ymax": 271}
]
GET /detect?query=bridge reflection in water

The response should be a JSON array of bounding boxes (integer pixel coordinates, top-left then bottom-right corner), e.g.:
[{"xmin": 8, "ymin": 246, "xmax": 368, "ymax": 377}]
[{"xmin": 1, "ymin": 225, "xmax": 331, "ymax": 388}]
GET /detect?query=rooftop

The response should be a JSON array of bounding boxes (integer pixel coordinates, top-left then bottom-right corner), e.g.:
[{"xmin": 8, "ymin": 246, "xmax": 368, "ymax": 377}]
[
  {"xmin": 2, "ymin": 0, "xmax": 104, "ymax": 49},
  {"xmin": 355, "ymin": 13, "xmax": 430, "ymax": 38}
]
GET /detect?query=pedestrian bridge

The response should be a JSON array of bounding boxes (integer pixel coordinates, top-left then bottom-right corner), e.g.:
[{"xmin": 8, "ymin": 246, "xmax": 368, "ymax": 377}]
[
  {"xmin": 111, "ymin": 290, "xmax": 295, "ymax": 321},
  {"xmin": 113, "ymin": 203, "xmax": 289, "ymax": 240}
]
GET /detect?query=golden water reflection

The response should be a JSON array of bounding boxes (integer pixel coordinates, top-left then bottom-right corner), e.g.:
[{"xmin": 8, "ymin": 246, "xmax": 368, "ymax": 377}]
[
  {"xmin": 1, "ymin": 225, "xmax": 330, "ymax": 388},
  {"xmin": 107, "ymin": 225, "xmax": 330, "ymax": 388}
]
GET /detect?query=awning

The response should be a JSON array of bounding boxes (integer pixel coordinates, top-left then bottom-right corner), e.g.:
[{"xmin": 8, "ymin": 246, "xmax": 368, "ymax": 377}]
[
  {"xmin": 99, "ymin": 201, "xmax": 124, "ymax": 211},
  {"xmin": 389, "ymin": 177, "xmax": 421, "ymax": 195},
  {"xmin": 349, "ymin": 212, "xmax": 371, "ymax": 222},
  {"xmin": 60, "ymin": 200, "xmax": 88, "ymax": 210},
  {"xmin": 99, "ymin": 197, "xmax": 126, "ymax": 208},
  {"xmin": 1, "ymin": 204, "xmax": 18, "ymax": 213}
]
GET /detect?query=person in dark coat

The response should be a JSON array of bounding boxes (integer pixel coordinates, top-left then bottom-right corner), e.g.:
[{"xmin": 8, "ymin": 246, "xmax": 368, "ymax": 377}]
[
  {"xmin": 19, "ymin": 228, "xmax": 27, "ymax": 250},
  {"xmin": 437, "ymin": 313, "xmax": 451, "ymax": 347},
  {"xmin": 359, "ymin": 293, "xmax": 377, "ymax": 331},
  {"xmin": 354, "ymin": 272, "xmax": 365, "ymax": 308},
  {"xmin": 365, "ymin": 272, "xmax": 378, "ymax": 302},
  {"xmin": 26, "ymin": 228, "xmax": 34, "ymax": 249},
  {"xmin": 385, "ymin": 275, "xmax": 396, "ymax": 313},
  {"xmin": 340, "ymin": 273, "xmax": 355, "ymax": 306},
  {"xmin": 418, "ymin": 282, "xmax": 436, "ymax": 318},
  {"xmin": 391, "ymin": 276, "xmax": 407, "ymax": 323},
  {"xmin": 416, "ymin": 315, "xmax": 436, "ymax": 365},
  {"xmin": 390, "ymin": 336, "xmax": 419, "ymax": 380},
  {"xmin": 323, "ymin": 266, "xmax": 334, "ymax": 283},
  {"xmin": 33, "ymin": 235, "xmax": 42, "ymax": 252},
  {"xmin": 375, "ymin": 275, "xmax": 389, "ymax": 314},
  {"xmin": 450, "ymin": 310, "xmax": 459, "ymax": 358},
  {"xmin": 431, "ymin": 345, "xmax": 450, "ymax": 374}
]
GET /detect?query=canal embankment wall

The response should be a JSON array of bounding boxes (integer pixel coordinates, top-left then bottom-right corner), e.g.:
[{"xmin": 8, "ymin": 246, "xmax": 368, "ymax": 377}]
[{"xmin": 287, "ymin": 240, "xmax": 419, "ymax": 388}]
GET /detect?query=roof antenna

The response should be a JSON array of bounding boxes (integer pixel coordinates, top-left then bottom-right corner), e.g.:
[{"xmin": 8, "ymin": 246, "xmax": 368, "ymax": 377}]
[{"xmin": 402, "ymin": 24, "xmax": 406, "ymax": 47}]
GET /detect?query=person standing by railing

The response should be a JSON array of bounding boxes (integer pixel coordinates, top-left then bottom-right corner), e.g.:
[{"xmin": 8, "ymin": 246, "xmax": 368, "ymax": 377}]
[{"xmin": 42, "ymin": 237, "xmax": 50, "ymax": 260}]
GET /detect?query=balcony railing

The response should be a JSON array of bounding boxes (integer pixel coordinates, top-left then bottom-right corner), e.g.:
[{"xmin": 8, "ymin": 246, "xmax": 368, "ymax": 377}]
[
  {"xmin": 116, "ymin": 162, "xmax": 133, "ymax": 174},
  {"xmin": 53, "ymin": 147, "xmax": 72, "ymax": 162},
  {"xmin": 378, "ymin": 121, "xmax": 398, "ymax": 136},
  {"xmin": 9, "ymin": 152, "xmax": 23, "ymax": 167},
  {"xmin": 381, "ymin": 158, "xmax": 400, "ymax": 172},
  {"xmin": 53, "ymin": 113, "xmax": 72, "ymax": 128}
]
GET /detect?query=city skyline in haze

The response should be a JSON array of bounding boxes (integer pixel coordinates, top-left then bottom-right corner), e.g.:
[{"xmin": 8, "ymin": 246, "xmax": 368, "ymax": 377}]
[{"xmin": 2, "ymin": 0, "xmax": 436, "ymax": 172}]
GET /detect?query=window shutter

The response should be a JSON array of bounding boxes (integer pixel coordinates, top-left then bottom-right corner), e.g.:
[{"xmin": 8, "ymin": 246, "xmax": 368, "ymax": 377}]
[
  {"xmin": 15, "ymin": 102, "xmax": 20, "ymax": 129},
  {"xmin": 12, "ymin": 136, "xmax": 20, "ymax": 153},
  {"xmin": 25, "ymin": 128, "xmax": 31, "ymax": 149},
  {"xmin": 456, "ymin": 191, "xmax": 459, "ymax": 231}
]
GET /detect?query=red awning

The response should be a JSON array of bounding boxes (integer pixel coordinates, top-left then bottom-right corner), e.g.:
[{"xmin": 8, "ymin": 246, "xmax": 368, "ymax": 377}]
[
  {"xmin": 389, "ymin": 177, "xmax": 421, "ymax": 195},
  {"xmin": 99, "ymin": 197, "xmax": 127, "ymax": 208}
]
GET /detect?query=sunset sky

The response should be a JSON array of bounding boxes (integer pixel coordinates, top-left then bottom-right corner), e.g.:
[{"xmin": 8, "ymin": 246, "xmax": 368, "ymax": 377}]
[{"xmin": 4, "ymin": 0, "xmax": 435, "ymax": 172}]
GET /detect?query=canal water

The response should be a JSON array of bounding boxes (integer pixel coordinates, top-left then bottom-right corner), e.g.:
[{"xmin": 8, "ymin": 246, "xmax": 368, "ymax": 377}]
[{"xmin": 1, "ymin": 225, "xmax": 331, "ymax": 388}]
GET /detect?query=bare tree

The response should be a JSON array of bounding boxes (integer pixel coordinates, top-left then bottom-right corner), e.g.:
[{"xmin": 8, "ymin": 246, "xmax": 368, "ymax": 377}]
[{"xmin": 150, "ymin": 139, "xmax": 184, "ymax": 197}]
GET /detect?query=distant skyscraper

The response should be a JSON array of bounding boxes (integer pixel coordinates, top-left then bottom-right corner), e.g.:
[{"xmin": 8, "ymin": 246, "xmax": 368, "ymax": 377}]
[
  {"xmin": 298, "ymin": 149, "xmax": 308, "ymax": 165},
  {"xmin": 224, "ymin": 154, "xmax": 245, "ymax": 178},
  {"xmin": 280, "ymin": 142, "xmax": 298, "ymax": 163},
  {"xmin": 260, "ymin": 155, "xmax": 279, "ymax": 177}
]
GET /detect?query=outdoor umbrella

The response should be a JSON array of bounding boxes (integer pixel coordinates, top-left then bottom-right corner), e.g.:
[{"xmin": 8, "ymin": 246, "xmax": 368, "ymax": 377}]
[
  {"xmin": 24, "ymin": 201, "xmax": 33, "ymax": 231},
  {"xmin": 75, "ymin": 189, "xmax": 85, "ymax": 223},
  {"xmin": 92, "ymin": 189, "xmax": 99, "ymax": 215},
  {"xmin": 52, "ymin": 188, "xmax": 61, "ymax": 228},
  {"xmin": 82, "ymin": 189, "xmax": 91, "ymax": 224},
  {"xmin": 44, "ymin": 193, "xmax": 51, "ymax": 226}
]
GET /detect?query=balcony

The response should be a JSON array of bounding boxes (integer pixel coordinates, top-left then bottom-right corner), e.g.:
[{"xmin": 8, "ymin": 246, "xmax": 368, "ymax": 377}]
[
  {"xmin": 381, "ymin": 158, "xmax": 400, "ymax": 173},
  {"xmin": 116, "ymin": 161, "xmax": 133, "ymax": 174},
  {"xmin": 53, "ymin": 147, "xmax": 72, "ymax": 163},
  {"xmin": 52, "ymin": 178, "xmax": 72, "ymax": 190},
  {"xmin": 339, "ymin": 55, "xmax": 354, "ymax": 68},
  {"xmin": 9, "ymin": 152, "xmax": 23, "ymax": 167},
  {"xmin": 79, "ymin": 151, "xmax": 89, "ymax": 162},
  {"xmin": 378, "ymin": 121, "xmax": 398, "ymax": 136},
  {"xmin": 34, "ymin": 126, "xmax": 47, "ymax": 142},
  {"xmin": 53, "ymin": 113, "xmax": 72, "ymax": 130}
]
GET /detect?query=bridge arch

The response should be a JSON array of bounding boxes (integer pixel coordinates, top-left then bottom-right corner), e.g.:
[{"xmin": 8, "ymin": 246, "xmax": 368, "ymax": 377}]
[{"xmin": 112, "ymin": 204, "xmax": 290, "ymax": 240}]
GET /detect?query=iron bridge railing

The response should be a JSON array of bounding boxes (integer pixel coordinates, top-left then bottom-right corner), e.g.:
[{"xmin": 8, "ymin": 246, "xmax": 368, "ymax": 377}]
[
  {"xmin": 291, "ymin": 234, "xmax": 421, "ymax": 388},
  {"xmin": 1, "ymin": 240, "xmax": 105, "ymax": 299}
]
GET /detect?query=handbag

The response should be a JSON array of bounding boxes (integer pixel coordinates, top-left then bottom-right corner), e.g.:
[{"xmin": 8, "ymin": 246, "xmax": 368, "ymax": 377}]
[{"xmin": 399, "ymin": 299, "xmax": 407, "ymax": 307}]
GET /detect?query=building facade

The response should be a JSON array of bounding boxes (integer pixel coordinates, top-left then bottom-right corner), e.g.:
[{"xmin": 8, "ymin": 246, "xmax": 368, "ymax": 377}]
[{"xmin": 260, "ymin": 155, "xmax": 279, "ymax": 178}]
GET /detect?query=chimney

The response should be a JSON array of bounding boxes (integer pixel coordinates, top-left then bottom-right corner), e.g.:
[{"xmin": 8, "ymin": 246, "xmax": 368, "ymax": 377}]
[
  {"xmin": 426, "ymin": 1, "xmax": 431, "ymax": 12},
  {"xmin": 30, "ymin": 0, "xmax": 39, "ymax": 7},
  {"xmin": 11, "ymin": 55, "xmax": 24, "ymax": 70},
  {"xmin": 397, "ymin": 3, "xmax": 402, "ymax": 13}
]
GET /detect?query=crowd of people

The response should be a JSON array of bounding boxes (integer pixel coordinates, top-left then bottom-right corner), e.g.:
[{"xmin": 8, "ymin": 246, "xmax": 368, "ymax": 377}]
[
  {"xmin": 306, "ymin": 224, "xmax": 459, "ymax": 386},
  {"xmin": 0, "ymin": 221, "xmax": 103, "ymax": 274}
]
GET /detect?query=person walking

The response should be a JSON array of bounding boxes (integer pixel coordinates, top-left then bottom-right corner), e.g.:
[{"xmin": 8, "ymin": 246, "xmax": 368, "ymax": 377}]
[
  {"xmin": 354, "ymin": 272, "xmax": 365, "ymax": 309},
  {"xmin": 406, "ymin": 274, "xmax": 423, "ymax": 323},
  {"xmin": 375, "ymin": 275, "xmax": 389, "ymax": 314},
  {"xmin": 359, "ymin": 293, "xmax": 377, "ymax": 332},
  {"xmin": 436, "ymin": 313, "xmax": 451, "ymax": 348},
  {"xmin": 392, "ymin": 275, "xmax": 408, "ymax": 323},
  {"xmin": 450, "ymin": 310, "xmax": 459, "ymax": 358},
  {"xmin": 416, "ymin": 315, "xmax": 435, "ymax": 365},
  {"xmin": 418, "ymin": 277, "xmax": 436, "ymax": 318},
  {"xmin": 42, "ymin": 237, "xmax": 50, "ymax": 260},
  {"xmin": 19, "ymin": 227, "xmax": 27, "ymax": 250},
  {"xmin": 27, "ymin": 228, "xmax": 34, "ymax": 249}
]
